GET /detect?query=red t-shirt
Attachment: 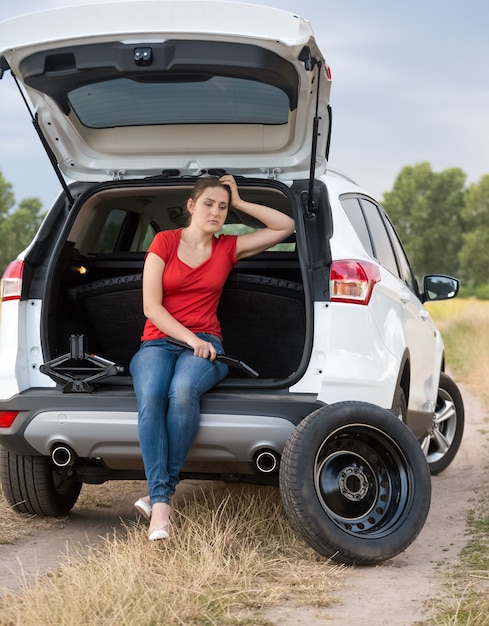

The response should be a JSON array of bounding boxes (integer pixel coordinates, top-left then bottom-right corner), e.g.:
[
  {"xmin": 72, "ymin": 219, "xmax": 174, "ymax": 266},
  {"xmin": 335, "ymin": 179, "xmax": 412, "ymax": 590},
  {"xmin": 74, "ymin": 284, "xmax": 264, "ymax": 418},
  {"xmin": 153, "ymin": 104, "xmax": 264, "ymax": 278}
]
[{"xmin": 141, "ymin": 228, "xmax": 237, "ymax": 341}]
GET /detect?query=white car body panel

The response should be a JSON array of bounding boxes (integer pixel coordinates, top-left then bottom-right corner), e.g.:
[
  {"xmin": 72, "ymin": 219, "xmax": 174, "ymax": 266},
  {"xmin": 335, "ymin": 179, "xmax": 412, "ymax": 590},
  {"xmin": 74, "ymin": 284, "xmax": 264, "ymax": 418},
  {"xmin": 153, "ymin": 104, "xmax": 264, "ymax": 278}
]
[
  {"xmin": 289, "ymin": 300, "xmax": 400, "ymax": 408},
  {"xmin": 0, "ymin": 1, "xmax": 315, "ymax": 50},
  {"xmin": 0, "ymin": 298, "xmax": 53, "ymax": 398},
  {"xmin": 0, "ymin": 300, "xmax": 23, "ymax": 399},
  {"xmin": 290, "ymin": 173, "xmax": 443, "ymax": 413}
]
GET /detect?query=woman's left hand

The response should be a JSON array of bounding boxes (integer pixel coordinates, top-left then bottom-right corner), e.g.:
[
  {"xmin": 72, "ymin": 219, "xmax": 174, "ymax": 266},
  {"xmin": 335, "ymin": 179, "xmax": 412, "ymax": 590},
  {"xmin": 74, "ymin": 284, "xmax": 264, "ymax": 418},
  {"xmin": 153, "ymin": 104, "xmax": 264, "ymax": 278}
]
[
  {"xmin": 220, "ymin": 173, "xmax": 295, "ymax": 261},
  {"xmin": 220, "ymin": 174, "xmax": 241, "ymax": 208}
]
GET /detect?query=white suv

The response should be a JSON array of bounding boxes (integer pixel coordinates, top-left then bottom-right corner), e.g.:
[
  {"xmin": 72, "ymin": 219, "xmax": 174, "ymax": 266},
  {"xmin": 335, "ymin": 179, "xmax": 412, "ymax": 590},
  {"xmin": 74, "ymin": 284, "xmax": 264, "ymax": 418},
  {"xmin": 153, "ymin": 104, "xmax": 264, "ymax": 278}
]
[{"xmin": 0, "ymin": 1, "xmax": 463, "ymax": 565}]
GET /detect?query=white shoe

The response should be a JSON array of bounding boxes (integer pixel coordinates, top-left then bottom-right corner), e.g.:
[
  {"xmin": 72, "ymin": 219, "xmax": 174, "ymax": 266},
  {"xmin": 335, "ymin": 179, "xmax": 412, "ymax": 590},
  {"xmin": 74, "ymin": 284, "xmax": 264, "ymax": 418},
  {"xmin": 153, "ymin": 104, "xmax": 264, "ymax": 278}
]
[
  {"xmin": 134, "ymin": 497, "xmax": 152, "ymax": 520},
  {"xmin": 148, "ymin": 525, "xmax": 170, "ymax": 541}
]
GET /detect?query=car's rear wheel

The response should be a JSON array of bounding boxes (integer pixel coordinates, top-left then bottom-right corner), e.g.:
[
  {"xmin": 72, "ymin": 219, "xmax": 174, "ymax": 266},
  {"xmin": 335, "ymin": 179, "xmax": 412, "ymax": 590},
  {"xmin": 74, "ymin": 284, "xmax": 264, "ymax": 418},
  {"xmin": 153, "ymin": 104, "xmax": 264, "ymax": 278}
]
[
  {"xmin": 421, "ymin": 372, "xmax": 465, "ymax": 475},
  {"xmin": 0, "ymin": 448, "xmax": 82, "ymax": 516},
  {"xmin": 391, "ymin": 385, "xmax": 407, "ymax": 422},
  {"xmin": 279, "ymin": 401, "xmax": 431, "ymax": 565}
]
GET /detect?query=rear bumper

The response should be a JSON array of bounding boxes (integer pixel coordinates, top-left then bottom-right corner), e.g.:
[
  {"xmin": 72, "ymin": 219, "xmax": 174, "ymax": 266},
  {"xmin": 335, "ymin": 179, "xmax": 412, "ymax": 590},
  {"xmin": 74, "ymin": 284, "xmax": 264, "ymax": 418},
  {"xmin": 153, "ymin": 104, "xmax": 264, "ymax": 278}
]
[{"xmin": 0, "ymin": 387, "xmax": 322, "ymax": 468}]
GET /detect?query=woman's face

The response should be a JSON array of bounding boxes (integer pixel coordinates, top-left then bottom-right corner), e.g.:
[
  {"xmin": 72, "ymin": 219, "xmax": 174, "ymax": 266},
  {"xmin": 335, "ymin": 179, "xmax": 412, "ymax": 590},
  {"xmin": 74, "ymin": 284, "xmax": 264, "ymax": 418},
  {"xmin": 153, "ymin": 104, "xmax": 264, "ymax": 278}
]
[{"xmin": 187, "ymin": 186, "xmax": 229, "ymax": 233}]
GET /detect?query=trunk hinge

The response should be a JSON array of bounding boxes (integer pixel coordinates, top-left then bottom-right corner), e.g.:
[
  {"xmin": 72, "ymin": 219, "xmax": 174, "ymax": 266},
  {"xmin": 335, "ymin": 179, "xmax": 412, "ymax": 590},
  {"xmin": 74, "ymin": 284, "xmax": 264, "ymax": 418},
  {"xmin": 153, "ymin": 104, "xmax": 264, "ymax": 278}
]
[{"xmin": 11, "ymin": 72, "xmax": 75, "ymax": 207}]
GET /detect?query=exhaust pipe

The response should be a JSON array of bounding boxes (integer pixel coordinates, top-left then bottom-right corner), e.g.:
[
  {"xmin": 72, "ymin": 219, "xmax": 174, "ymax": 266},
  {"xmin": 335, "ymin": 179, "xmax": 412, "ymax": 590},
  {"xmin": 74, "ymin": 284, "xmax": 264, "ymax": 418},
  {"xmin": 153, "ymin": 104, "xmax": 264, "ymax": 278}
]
[
  {"xmin": 51, "ymin": 445, "xmax": 76, "ymax": 468},
  {"xmin": 254, "ymin": 449, "xmax": 280, "ymax": 474}
]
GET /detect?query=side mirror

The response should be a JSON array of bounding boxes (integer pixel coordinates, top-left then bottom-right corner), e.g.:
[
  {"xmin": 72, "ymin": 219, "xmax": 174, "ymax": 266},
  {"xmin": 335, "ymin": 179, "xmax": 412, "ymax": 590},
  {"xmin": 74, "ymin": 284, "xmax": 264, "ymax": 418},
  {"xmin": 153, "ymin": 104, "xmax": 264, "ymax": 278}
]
[{"xmin": 421, "ymin": 275, "xmax": 460, "ymax": 302}]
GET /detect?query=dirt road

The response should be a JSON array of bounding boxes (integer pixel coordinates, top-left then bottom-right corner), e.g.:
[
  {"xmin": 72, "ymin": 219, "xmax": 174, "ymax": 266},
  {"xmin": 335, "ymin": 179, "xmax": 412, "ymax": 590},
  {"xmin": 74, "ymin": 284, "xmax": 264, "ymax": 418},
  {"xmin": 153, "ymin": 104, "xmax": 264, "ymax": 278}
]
[{"xmin": 1, "ymin": 382, "xmax": 488, "ymax": 625}]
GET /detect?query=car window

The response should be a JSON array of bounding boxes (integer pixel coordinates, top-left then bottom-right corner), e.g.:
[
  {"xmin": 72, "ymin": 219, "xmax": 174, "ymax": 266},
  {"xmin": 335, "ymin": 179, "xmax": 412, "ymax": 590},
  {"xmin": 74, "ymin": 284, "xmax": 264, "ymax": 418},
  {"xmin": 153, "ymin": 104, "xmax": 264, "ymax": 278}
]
[
  {"xmin": 92, "ymin": 209, "xmax": 128, "ymax": 253},
  {"xmin": 219, "ymin": 223, "xmax": 295, "ymax": 252},
  {"xmin": 68, "ymin": 76, "xmax": 289, "ymax": 128},
  {"xmin": 359, "ymin": 198, "xmax": 400, "ymax": 278},
  {"xmin": 90, "ymin": 208, "xmax": 155, "ymax": 253},
  {"xmin": 382, "ymin": 214, "xmax": 418, "ymax": 293},
  {"xmin": 141, "ymin": 223, "xmax": 158, "ymax": 251},
  {"xmin": 88, "ymin": 205, "xmax": 295, "ymax": 255},
  {"xmin": 340, "ymin": 196, "xmax": 374, "ymax": 256}
]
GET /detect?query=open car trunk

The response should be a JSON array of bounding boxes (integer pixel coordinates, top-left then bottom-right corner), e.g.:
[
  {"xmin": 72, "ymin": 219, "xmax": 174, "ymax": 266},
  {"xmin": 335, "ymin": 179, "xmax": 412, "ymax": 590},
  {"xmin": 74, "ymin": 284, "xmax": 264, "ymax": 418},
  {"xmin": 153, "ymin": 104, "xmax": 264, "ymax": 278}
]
[
  {"xmin": 0, "ymin": 1, "xmax": 332, "ymax": 391},
  {"xmin": 41, "ymin": 179, "xmax": 311, "ymax": 387}
]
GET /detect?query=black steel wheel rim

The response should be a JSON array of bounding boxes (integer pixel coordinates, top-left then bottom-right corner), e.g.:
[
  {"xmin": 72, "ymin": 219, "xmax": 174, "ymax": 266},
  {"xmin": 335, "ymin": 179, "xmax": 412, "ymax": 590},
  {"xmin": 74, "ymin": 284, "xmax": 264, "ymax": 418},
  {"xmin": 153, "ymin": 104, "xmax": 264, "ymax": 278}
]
[{"xmin": 314, "ymin": 425, "xmax": 412, "ymax": 537}]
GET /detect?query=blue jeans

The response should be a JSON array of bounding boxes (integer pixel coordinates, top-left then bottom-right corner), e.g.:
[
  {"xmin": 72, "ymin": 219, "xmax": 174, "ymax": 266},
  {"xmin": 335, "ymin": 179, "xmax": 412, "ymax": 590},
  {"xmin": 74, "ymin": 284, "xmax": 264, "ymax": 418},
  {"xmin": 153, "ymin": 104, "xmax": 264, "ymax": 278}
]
[{"xmin": 130, "ymin": 334, "xmax": 228, "ymax": 505}]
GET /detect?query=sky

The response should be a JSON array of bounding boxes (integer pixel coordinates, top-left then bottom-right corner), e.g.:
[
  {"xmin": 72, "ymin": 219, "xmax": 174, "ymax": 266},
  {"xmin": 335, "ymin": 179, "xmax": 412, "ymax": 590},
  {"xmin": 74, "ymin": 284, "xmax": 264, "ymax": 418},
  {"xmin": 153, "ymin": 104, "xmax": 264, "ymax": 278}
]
[{"xmin": 0, "ymin": 0, "xmax": 488, "ymax": 210}]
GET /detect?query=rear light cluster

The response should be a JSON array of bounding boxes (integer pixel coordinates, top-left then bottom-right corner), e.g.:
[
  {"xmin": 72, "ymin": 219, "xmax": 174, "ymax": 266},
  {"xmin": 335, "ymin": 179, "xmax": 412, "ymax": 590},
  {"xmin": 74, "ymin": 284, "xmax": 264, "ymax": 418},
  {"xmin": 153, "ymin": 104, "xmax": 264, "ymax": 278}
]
[
  {"xmin": 0, "ymin": 260, "xmax": 23, "ymax": 302},
  {"xmin": 330, "ymin": 260, "xmax": 381, "ymax": 305}
]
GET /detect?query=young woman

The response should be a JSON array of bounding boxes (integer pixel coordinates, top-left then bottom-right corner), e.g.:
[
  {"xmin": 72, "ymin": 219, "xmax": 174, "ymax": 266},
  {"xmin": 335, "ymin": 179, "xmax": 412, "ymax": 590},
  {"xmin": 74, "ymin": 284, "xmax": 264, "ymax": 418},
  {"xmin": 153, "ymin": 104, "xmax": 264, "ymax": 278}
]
[{"xmin": 130, "ymin": 174, "xmax": 295, "ymax": 540}]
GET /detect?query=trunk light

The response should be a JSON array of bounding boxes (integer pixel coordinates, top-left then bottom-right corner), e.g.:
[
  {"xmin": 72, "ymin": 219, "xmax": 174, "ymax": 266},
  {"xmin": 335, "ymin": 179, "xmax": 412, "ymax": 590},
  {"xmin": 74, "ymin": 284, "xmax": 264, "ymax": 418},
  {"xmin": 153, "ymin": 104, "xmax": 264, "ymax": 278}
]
[
  {"xmin": 330, "ymin": 260, "xmax": 381, "ymax": 305},
  {"xmin": 0, "ymin": 411, "xmax": 19, "ymax": 428},
  {"xmin": 0, "ymin": 260, "xmax": 24, "ymax": 302}
]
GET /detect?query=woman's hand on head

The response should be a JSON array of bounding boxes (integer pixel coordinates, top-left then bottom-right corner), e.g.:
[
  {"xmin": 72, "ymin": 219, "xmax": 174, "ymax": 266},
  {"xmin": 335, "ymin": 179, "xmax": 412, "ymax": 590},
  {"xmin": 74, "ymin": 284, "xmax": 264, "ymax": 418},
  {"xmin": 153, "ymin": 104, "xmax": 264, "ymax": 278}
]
[
  {"xmin": 187, "ymin": 336, "xmax": 217, "ymax": 361},
  {"xmin": 218, "ymin": 173, "xmax": 295, "ymax": 260},
  {"xmin": 219, "ymin": 174, "xmax": 241, "ymax": 207}
]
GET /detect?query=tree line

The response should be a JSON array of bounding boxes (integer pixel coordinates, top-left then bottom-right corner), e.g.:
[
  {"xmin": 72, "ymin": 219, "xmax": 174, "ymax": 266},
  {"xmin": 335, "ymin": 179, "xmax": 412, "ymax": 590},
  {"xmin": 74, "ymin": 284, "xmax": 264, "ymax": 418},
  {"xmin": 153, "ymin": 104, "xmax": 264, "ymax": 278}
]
[
  {"xmin": 0, "ymin": 163, "xmax": 487, "ymax": 295},
  {"xmin": 382, "ymin": 162, "xmax": 489, "ymax": 297},
  {"xmin": 0, "ymin": 171, "xmax": 45, "ymax": 276}
]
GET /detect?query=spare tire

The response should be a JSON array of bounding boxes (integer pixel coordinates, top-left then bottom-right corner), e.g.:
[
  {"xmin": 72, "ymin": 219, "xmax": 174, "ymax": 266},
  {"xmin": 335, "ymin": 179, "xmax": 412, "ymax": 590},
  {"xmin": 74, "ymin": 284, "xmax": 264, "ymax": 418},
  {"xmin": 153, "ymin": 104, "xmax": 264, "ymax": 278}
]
[{"xmin": 279, "ymin": 401, "xmax": 431, "ymax": 565}]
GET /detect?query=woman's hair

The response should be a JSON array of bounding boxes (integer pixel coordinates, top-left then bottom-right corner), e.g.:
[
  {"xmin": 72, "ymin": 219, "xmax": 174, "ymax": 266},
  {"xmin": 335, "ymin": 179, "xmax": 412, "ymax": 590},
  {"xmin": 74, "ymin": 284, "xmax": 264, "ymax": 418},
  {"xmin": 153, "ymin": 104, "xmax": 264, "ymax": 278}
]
[
  {"xmin": 189, "ymin": 176, "xmax": 231, "ymax": 203},
  {"xmin": 182, "ymin": 176, "xmax": 231, "ymax": 226}
]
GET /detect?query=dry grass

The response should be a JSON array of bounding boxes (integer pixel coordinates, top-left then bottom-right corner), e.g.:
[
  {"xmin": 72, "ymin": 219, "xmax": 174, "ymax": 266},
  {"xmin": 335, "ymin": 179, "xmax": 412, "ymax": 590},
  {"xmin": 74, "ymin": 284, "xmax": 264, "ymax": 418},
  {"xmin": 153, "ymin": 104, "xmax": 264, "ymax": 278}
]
[
  {"xmin": 427, "ymin": 298, "xmax": 489, "ymax": 407},
  {"xmin": 0, "ymin": 487, "xmax": 67, "ymax": 545},
  {"xmin": 0, "ymin": 484, "xmax": 345, "ymax": 625},
  {"xmin": 0, "ymin": 480, "xmax": 146, "ymax": 545}
]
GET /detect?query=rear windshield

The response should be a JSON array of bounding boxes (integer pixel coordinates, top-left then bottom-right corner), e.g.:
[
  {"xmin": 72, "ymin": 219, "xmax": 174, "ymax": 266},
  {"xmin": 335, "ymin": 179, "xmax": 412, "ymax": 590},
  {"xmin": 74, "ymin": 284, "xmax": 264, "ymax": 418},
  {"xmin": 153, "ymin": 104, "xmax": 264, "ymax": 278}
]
[{"xmin": 68, "ymin": 76, "xmax": 289, "ymax": 128}]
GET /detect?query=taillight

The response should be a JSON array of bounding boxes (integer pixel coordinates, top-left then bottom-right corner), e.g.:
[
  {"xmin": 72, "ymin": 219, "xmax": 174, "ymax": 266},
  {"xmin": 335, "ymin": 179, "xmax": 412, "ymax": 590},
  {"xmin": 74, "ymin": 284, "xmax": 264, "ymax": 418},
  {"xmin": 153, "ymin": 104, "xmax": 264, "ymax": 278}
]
[
  {"xmin": 1, "ymin": 260, "xmax": 24, "ymax": 302},
  {"xmin": 330, "ymin": 260, "xmax": 381, "ymax": 305},
  {"xmin": 0, "ymin": 411, "xmax": 19, "ymax": 428}
]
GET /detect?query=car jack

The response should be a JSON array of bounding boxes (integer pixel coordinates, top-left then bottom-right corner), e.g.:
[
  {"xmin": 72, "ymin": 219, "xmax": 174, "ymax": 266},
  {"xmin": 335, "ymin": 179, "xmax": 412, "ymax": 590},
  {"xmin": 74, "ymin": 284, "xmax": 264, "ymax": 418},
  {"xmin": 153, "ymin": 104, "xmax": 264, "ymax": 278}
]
[{"xmin": 39, "ymin": 334, "xmax": 124, "ymax": 392}]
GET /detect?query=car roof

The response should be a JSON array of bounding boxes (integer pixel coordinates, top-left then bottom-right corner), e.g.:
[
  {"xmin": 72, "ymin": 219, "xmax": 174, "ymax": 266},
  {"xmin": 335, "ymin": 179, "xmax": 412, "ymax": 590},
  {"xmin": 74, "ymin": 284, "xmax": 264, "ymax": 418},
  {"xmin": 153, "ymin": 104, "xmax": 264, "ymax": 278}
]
[{"xmin": 0, "ymin": 0, "xmax": 332, "ymax": 184}]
